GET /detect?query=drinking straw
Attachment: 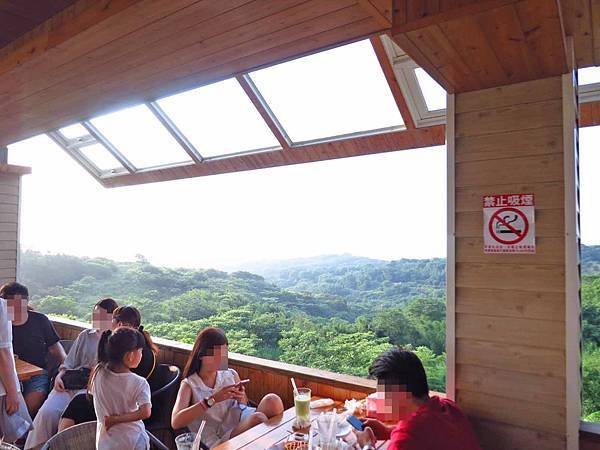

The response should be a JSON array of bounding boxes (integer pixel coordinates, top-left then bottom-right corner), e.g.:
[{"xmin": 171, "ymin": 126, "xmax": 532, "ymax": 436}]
[
  {"xmin": 192, "ymin": 420, "xmax": 206, "ymax": 450},
  {"xmin": 327, "ymin": 408, "xmax": 337, "ymax": 444},
  {"xmin": 291, "ymin": 377, "xmax": 299, "ymax": 396}
]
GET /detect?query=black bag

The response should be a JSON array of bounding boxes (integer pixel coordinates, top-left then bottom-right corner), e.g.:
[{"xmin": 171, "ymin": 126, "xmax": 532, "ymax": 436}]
[{"xmin": 62, "ymin": 367, "xmax": 91, "ymax": 390}]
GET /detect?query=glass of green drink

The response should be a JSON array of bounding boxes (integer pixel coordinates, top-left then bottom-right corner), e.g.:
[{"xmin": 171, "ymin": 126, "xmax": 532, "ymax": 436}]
[{"xmin": 294, "ymin": 387, "xmax": 311, "ymax": 428}]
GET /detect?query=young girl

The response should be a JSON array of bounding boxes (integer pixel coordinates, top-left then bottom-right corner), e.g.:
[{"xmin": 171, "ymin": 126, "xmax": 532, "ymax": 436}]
[
  {"xmin": 171, "ymin": 327, "xmax": 284, "ymax": 448},
  {"xmin": 91, "ymin": 327, "xmax": 152, "ymax": 450},
  {"xmin": 59, "ymin": 305, "xmax": 159, "ymax": 431},
  {"xmin": 25, "ymin": 297, "xmax": 118, "ymax": 450}
]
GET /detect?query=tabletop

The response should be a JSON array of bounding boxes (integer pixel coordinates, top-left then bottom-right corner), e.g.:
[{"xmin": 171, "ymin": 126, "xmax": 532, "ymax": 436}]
[
  {"xmin": 213, "ymin": 398, "xmax": 389, "ymax": 450},
  {"xmin": 16, "ymin": 358, "xmax": 44, "ymax": 382}
]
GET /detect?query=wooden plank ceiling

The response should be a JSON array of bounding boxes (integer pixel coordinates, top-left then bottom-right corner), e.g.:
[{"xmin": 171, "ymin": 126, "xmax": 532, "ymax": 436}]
[
  {"xmin": 561, "ymin": 0, "xmax": 600, "ymax": 68},
  {"xmin": 0, "ymin": 0, "xmax": 77, "ymax": 48},
  {"xmin": 0, "ymin": 0, "xmax": 393, "ymax": 148},
  {"xmin": 390, "ymin": 0, "xmax": 569, "ymax": 93}
]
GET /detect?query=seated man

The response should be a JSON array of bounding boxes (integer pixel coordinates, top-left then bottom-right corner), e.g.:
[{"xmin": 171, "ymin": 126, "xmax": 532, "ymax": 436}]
[
  {"xmin": 2, "ymin": 282, "xmax": 66, "ymax": 417},
  {"xmin": 0, "ymin": 286, "xmax": 32, "ymax": 442},
  {"xmin": 357, "ymin": 347, "xmax": 481, "ymax": 450}
]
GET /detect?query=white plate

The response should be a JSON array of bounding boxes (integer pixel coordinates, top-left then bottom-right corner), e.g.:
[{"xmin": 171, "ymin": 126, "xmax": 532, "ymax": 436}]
[{"xmin": 336, "ymin": 421, "xmax": 353, "ymax": 438}]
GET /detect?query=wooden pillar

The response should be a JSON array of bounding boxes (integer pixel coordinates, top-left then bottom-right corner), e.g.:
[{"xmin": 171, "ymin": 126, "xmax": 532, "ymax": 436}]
[
  {"xmin": 447, "ymin": 74, "xmax": 579, "ymax": 450},
  {"xmin": 0, "ymin": 164, "xmax": 31, "ymax": 286}
]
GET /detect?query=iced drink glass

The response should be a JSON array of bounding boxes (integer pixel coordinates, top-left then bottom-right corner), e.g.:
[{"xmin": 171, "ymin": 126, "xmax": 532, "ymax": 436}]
[{"xmin": 294, "ymin": 387, "xmax": 311, "ymax": 428}]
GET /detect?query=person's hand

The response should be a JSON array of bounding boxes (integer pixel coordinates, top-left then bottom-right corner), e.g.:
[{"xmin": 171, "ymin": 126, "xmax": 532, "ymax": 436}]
[
  {"xmin": 355, "ymin": 426, "xmax": 376, "ymax": 447},
  {"xmin": 231, "ymin": 385, "xmax": 248, "ymax": 404},
  {"xmin": 361, "ymin": 419, "xmax": 392, "ymax": 440},
  {"xmin": 54, "ymin": 373, "xmax": 65, "ymax": 392},
  {"xmin": 104, "ymin": 415, "xmax": 118, "ymax": 431},
  {"xmin": 5, "ymin": 390, "xmax": 19, "ymax": 415},
  {"xmin": 213, "ymin": 384, "xmax": 239, "ymax": 403}
]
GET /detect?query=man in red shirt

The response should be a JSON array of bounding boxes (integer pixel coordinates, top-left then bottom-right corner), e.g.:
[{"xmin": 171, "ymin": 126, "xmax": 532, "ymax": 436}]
[{"xmin": 356, "ymin": 348, "xmax": 481, "ymax": 450}]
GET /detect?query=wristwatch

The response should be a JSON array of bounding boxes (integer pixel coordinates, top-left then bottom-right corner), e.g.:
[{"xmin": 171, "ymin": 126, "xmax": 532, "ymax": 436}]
[{"xmin": 204, "ymin": 396, "xmax": 216, "ymax": 408}]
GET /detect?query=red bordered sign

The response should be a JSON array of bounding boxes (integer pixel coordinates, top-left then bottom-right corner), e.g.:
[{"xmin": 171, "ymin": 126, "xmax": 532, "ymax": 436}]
[{"xmin": 483, "ymin": 194, "xmax": 535, "ymax": 254}]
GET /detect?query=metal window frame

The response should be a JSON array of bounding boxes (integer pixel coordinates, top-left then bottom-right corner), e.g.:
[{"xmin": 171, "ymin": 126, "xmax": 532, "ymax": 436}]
[
  {"xmin": 380, "ymin": 36, "xmax": 446, "ymax": 128},
  {"xmin": 579, "ymin": 82, "xmax": 600, "ymax": 104},
  {"xmin": 45, "ymin": 37, "xmax": 418, "ymax": 182}
]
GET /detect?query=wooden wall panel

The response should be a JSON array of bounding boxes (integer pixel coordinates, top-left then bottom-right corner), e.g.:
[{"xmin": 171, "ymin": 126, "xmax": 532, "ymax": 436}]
[{"xmin": 452, "ymin": 76, "xmax": 569, "ymax": 447}]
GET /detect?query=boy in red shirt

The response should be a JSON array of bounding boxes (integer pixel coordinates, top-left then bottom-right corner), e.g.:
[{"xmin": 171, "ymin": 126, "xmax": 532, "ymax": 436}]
[{"xmin": 356, "ymin": 348, "xmax": 481, "ymax": 450}]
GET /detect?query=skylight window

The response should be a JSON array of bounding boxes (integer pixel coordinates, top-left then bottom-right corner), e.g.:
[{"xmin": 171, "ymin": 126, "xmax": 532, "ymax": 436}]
[
  {"xmin": 78, "ymin": 144, "xmax": 124, "ymax": 172},
  {"xmin": 90, "ymin": 105, "xmax": 192, "ymax": 169},
  {"xmin": 157, "ymin": 78, "xmax": 279, "ymax": 158},
  {"xmin": 59, "ymin": 124, "xmax": 89, "ymax": 140},
  {"xmin": 414, "ymin": 68, "xmax": 446, "ymax": 111},
  {"xmin": 579, "ymin": 67, "xmax": 600, "ymax": 86},
  {"xmin": 249, "ymin": 39, "xmax": 404, "ymax": 143}
]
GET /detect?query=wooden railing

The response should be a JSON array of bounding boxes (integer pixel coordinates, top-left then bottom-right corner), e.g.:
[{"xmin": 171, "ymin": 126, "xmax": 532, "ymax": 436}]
[{"xmin": 50, "ymin": 316, "xmax": 376, "ymax": 408}]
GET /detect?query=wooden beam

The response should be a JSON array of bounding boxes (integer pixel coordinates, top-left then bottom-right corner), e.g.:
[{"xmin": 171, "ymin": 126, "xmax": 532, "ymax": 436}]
[
  {"xmin": 236, "ymin": 74, "xmax": 291, "ymax": 149},
  {"xmin": 580, "ymin": 99, "xmax": 600, "ymax": 127},
  {"xmin": 370, "ymin": 35, "xmax": 416, "ymax": 129},
  {"xmin": 100, "ymin": 125, "xmax": 445, "ymax": 187}
]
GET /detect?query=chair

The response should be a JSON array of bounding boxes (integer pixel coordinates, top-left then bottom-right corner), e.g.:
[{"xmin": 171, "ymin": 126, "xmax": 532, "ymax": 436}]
[
  {"xmin": 40, "ymin": 421, "xmax": 96, "ymax": 450},
  {"xmin": 144, "ymin": 364, "xmax": 181, "ymax": 442},
  {"xmin": 40, "ymin": 421, "xmax": 170, "ymax": 450}
]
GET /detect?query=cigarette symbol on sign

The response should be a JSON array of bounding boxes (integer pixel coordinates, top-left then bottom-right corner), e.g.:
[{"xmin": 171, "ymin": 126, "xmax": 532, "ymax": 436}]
[
  {"xmin": 489, "ymin": 207, "xmax": 529, "ymax": 245},
  {"xmin": 495, "ymin": 214, "xmax": 522, "ymax": 234}
]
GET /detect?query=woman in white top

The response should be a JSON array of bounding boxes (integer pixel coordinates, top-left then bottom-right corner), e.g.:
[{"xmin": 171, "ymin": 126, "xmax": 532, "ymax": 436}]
[
  {"xmin": 25, "ymin": 298, "xmax": 118, "ymax": 450},
  {"xmin": 171, "ymin": 327, "xmax": 284, "ymax": 448},
  {"xmin": 91, "ymin": 327, "xmax": 151, "ymax": 450}
]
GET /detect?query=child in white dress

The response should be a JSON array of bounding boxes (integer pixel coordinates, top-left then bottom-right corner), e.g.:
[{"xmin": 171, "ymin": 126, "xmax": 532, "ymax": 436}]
[{"xmin": 91, "ymin": 327, "xmax": 151, "ymax": 450}]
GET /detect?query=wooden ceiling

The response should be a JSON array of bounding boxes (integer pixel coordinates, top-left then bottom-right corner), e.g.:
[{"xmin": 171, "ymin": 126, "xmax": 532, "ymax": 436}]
[
  {"xmin": 561, "ymin": 0, "xmax": 600, "ymax": 68},
  {"xmin": 0, "ymin": 0, "xmax": 599, "ymax": 186},
  {"xmin": 390, "ymin": 0, "xmax": 569, "ymax": 93},
  {"xmin": 0, "ymin": 0, "xmax": 76, "ymax": 48},
  {"xmin": 0, "ymin": 0, "xmax": 392, "ymax": 148}
]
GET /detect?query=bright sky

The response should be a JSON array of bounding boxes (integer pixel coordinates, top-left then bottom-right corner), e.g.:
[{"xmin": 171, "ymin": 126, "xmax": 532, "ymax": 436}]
[
  {"xmin": 580, "ymin": 126, "xmax": 600, "ymax": 245},
  {"xmin": 8, "ymin": 137, "xmax": 447, "ymax": 269}
]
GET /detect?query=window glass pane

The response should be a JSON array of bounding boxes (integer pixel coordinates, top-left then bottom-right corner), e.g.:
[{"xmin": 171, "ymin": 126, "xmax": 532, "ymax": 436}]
[
  {"xmin": 59, "ymin": 124, "xmax": 89, "ymax": 140},
  {"xmin": 79, "ymin": 144, "xmax": 123, "ymax": 172},
  {"xmin": 579, "ymin": 67, "xmax": 600, "ymax": 86},
  {"xmin": 249, "ymin": 39, "xmax": 404, "ymax": 143},
  {"xmin": 157, "ymin": 79, "xmax": 279, "ymax": 158},
  {"xmin": 414, "ymin": 68, "xmax": 446, "ymax": 111},
  {"xmin": 90, "ymin": 105, "xmax": 192, "ymax": 169}
]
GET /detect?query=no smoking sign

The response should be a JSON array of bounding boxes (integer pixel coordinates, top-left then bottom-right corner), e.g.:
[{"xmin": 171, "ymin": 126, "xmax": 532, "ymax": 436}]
[{"xmin": 483, "ymin": 193, "xmax": 535, "ymax": 254}]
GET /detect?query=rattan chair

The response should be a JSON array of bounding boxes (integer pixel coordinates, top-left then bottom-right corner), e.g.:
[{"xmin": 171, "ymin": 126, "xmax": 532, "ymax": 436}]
[{"xmin": 40, "ymin": 421, "xmax": 170, "ymax": 450}]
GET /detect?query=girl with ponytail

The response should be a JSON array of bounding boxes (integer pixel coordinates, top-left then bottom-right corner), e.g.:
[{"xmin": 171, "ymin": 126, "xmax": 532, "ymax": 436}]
[
  {"xmin": 91, "ymin": 327, "xmax": 151, "ymax": 450},
  {"xmin": 59, "ymin": 305, "xmax": 159, "ymax": 431},
  {"xmin": 25, "ymin": 298, "xmax": 118, "ymax": 450}
]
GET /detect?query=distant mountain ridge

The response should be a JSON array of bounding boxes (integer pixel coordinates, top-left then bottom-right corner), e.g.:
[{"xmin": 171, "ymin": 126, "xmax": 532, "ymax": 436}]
[{"xmin": 229, "ymin": 254, "xmax": 385, "ymax": 279}]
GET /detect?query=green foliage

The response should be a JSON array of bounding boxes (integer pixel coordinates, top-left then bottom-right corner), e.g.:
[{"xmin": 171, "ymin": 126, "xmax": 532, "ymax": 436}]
[
  {"xmin": 22, "ymin": 246, "xmax": 600, "ymax": 419},
  {"xmin": 21, "ymin": 250, "xmax": 455, "ymax": 393}
]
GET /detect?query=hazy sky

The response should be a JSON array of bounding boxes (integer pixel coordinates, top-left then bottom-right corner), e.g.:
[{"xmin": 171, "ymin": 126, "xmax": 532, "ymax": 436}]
[{"xmin": 8, "ymin": 135, "xmax": 447, "ymax": 269}]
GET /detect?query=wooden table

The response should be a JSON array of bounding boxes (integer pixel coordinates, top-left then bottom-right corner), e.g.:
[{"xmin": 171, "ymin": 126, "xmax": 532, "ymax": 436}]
[
  {"xmin": 16, "ymin": 359, "xmax": 44, "ymax": 382},
  {"xmin": 214, "ymin": 399, "xmax": 389, "ymax": 450}
]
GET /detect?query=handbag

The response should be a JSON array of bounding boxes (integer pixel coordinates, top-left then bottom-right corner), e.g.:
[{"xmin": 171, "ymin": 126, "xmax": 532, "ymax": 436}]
[{"xmin": 62, "ymin": 367, "xmax": 91, "ymax": 390}]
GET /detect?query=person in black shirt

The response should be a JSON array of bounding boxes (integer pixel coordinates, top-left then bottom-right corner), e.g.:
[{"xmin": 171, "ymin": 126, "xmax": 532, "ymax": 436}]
[{"xmin": 2, "ymin": 282, "xmax": 66, "ymax": 417}]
